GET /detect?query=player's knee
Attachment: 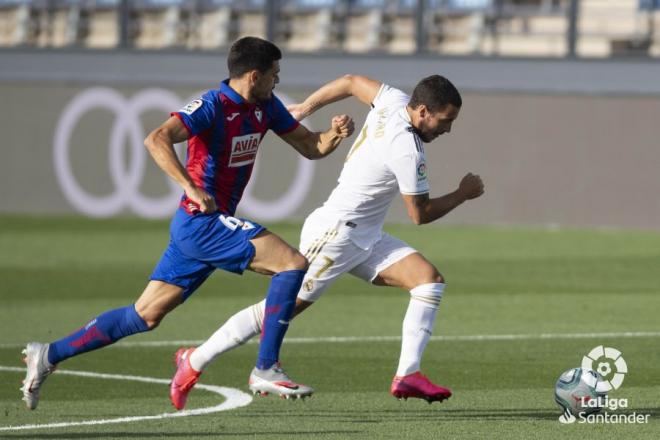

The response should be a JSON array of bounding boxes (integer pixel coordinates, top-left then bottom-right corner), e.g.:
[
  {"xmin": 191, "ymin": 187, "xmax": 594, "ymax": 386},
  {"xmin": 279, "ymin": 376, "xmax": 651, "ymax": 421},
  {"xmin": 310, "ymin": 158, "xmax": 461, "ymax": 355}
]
[
  {"xmin": 141, "ymin": 315, "xmax": 162, "ymax": 330},
  {"xmin": 135, "ymin": 307, "xmax": 165, "ymax": 330},
  {"xmin": 284, "ymin": 252, "xmax": 309, "ymax": 272},
  {"xmin": 138, "ymin": 315, "xmax": 160, "ymax": 330},
  {"xmin": 413, "ymin": 264, "xmax": 445, "ymax": 286},
  {"xmin": 147, "ymin": 317, "xmax": 163, "ymax": 330}
]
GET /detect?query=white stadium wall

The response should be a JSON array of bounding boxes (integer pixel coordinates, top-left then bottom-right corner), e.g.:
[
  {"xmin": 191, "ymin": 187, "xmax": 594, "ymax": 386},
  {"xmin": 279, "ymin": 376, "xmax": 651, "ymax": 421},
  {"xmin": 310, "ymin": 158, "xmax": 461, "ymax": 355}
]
[{"xmin": 1, "ymin": 51, "xmax": 659, "ymax": 230}]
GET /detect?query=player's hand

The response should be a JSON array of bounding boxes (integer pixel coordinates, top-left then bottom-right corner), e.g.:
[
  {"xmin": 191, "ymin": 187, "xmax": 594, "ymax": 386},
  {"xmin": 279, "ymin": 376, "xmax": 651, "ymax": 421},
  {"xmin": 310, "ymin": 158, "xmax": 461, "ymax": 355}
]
[
  {"xmin": 185, "ymin": 185, "xmax": 217, "ymax": 214},
  {"xmin": 286, "ymin": 103, "xmax": 307, "ymax": 121},
  {"xmin": 331, "ymin": 115, "xmax": 354, "ymax": 138},
  {"xmin": 457, "ymin": 173, "xmax": 484, "ymax": 200}
]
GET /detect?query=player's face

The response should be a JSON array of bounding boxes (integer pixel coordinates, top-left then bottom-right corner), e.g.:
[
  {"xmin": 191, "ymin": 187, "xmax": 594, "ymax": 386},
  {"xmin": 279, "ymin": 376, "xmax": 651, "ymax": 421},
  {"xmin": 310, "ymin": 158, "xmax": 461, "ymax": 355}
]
[
  {"xmin": 253, "ymin": 61, "xmax": 280, "ymax": 100},
  {"xmin": 417, "ymin": 104, "xmax": 460, "ymax": 142}
]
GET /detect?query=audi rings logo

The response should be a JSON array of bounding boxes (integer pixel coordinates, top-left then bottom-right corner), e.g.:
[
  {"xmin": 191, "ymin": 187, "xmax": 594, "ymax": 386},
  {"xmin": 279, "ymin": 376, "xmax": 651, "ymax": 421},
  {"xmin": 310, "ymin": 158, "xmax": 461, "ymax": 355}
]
[{"xmin": 54, "ymin": 87, "xmax": 314, "ymax": 220}]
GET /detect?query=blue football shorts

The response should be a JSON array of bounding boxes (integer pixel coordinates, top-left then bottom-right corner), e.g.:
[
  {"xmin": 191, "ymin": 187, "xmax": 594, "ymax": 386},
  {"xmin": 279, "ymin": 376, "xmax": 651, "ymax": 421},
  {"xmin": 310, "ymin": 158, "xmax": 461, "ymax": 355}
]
[{"xmin": 150, "ymin": 207, "xmax": 265, "ymax": 300}]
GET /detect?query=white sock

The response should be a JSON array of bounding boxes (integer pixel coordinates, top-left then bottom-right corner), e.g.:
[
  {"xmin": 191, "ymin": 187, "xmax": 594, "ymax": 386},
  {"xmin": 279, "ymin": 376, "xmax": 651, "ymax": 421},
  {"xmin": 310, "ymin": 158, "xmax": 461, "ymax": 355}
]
[
  {"xmin": 189, "ymin": 299, "xmax": 266, "ymax": 371},
  {"xmin": 395, "ymin": 283, "xmax": 444, "ymax": 377}
]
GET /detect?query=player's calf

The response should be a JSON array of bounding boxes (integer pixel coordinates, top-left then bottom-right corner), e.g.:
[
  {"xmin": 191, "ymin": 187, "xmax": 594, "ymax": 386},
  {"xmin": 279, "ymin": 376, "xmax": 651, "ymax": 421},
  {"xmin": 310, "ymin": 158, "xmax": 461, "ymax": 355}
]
[{"xmin": 256, "ymin": 269, "xmax": 305, "ymax": 369}]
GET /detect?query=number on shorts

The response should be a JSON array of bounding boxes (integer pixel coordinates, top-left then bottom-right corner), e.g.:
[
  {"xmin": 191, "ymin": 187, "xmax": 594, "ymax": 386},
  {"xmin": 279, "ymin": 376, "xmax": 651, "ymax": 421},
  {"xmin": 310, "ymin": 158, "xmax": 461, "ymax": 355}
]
[
  {"xmin": 219, "ymin": 215, "xmax": 255, "ymax": 231},
  {"xmin": 314, "ymin": 256, "xmax": 335, "ymax": 278}
]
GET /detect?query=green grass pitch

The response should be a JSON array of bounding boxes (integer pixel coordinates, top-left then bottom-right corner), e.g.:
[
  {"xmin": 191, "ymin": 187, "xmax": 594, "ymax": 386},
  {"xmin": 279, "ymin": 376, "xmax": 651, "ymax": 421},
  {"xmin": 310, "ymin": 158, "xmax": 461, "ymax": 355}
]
[{"xmin": 1, "ymin": 216, "xmax": 659, "ymax": 439}]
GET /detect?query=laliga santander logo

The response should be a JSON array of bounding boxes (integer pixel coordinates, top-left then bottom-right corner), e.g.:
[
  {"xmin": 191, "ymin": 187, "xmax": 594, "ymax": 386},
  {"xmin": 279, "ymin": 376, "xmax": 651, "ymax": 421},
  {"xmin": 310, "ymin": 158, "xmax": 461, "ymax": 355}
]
[
  {"xmin": 556, "ymin": 346, "xmax": 649, "ymax": 425},
  {"xmin": 54, "ymin": 87, "xmax": 314, "ymax": 220},
  {"xmin": 557, "ymin": 346, "xmax": 630, "ymax": 425},
  {"xmin": 581, "ymin": 345, "xmax": 627, "ymax": 392}
]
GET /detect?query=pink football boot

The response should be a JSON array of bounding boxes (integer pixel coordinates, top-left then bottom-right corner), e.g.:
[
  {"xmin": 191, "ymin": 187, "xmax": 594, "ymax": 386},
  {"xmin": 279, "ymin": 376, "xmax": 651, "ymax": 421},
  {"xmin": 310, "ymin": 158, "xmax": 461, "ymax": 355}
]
[
  {"xmin": 170, "ymin": 347, "xmax": 201, "ymax": 410},
  {"xmin": 390, "ymin": 372, "xmax": 452, "ymax": 403}
]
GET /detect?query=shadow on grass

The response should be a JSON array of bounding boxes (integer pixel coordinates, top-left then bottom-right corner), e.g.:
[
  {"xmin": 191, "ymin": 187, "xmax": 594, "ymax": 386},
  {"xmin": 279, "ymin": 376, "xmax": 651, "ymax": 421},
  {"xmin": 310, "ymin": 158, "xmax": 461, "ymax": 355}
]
[
  {"xmin": 0, "ymin": 430, "xmax": 363, "ymax": 439},
  {"xmin": 234, "ymin": 407, "xmax": 660, "ymax": 423}
]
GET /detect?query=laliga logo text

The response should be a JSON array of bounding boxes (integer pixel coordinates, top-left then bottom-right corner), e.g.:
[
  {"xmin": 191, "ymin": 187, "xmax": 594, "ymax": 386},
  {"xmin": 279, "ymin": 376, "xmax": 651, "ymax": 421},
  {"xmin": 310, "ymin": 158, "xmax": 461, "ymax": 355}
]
[{"xmin": 54, "ymin": 88, "xmax": 314, "ymax": 220}]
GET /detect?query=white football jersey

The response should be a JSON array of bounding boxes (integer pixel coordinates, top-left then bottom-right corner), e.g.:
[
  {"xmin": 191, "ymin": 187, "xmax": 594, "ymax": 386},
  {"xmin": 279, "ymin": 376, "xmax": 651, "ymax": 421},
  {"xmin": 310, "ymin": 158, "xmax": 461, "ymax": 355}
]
[{"xmin": 308, "ymin": 84, "xmax": 430, "ymax": 250}]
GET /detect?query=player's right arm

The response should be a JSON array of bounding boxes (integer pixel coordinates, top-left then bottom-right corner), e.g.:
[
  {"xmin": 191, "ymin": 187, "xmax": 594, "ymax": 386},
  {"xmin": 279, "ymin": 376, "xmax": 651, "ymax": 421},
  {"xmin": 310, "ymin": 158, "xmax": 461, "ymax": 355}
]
[
  {"xmin": 401, "ymin": 173, "xmax": 484, "ymax": 225},
  {"xmin": 287, "ymin": 75, "xmax": 383, "ymax": 120},
  {"xmin": 279, "ymin": 115, "xmax": 354, "ymax": 159},
  {"xmin": 144, "ymin": 116, "xmax": 217, "ymax": 213}
]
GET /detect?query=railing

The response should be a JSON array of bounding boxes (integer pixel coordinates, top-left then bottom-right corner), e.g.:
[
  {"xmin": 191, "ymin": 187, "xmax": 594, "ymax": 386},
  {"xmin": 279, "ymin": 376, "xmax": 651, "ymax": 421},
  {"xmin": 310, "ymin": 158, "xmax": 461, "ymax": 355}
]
[{"xmin": 0, "ymin": 0, "xmax": 658, "ymax": 57}]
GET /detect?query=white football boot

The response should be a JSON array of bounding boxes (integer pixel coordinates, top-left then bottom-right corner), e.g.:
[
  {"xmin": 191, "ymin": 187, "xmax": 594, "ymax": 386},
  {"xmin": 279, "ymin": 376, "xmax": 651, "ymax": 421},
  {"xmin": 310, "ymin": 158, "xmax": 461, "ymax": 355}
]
[
  {"xmin": 248, "ymin": 362, "xmax": 313, "ymax": 400},
  {"xmin": 21, "ymin": 342, "xmax": 56, "ymax": 410}
]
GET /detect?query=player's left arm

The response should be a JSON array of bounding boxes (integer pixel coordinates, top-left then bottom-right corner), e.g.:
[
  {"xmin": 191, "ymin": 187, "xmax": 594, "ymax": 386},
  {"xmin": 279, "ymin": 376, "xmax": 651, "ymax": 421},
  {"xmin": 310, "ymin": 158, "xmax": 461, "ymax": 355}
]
[
  {"xmin": 401, "ymin": 173, "xmax": 484, "ymax": 225},
  {"xmin": 287, "ymin": 75, "xmax": 382, "ymax": 120},
  {"xmin": 279, "ymin": 115, "xmax": 354, "ymax": 160}
]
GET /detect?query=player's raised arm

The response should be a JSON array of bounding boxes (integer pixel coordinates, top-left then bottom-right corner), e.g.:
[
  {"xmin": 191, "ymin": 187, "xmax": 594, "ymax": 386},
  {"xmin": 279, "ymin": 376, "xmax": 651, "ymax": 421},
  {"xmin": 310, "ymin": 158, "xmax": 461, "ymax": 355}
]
[
  {"xmin": 287, "ymin": 75, "xmax": 383, "ymax": 121},
  {"xmin": 402, "ymin": 173, "xmax": 484, "ymax": 225},
  {"xmin": 279, "ymin": 115, "xmax": 354, "ymax": 160},
  {"xmin": 144, "ymin": 116, "xmax": 217, "ymax": 213}
]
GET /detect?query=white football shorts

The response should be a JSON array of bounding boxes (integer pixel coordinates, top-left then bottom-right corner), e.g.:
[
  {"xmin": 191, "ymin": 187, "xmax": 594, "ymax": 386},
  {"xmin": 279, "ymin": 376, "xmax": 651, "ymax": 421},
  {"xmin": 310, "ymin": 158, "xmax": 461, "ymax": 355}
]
[{"xmin": 297, "ymin": 221, "xmax": 417, "ymax": 302}]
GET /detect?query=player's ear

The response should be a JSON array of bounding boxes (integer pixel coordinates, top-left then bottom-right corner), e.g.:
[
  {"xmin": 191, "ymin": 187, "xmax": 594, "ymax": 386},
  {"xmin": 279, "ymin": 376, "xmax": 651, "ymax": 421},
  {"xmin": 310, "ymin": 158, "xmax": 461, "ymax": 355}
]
[
  {"xmin": 248, "ymin": 69, "xmax": 260, "ymax": 85},
  {"xmin": 418, "ymin": 104, "xmax": 428, "ymax": 119}
]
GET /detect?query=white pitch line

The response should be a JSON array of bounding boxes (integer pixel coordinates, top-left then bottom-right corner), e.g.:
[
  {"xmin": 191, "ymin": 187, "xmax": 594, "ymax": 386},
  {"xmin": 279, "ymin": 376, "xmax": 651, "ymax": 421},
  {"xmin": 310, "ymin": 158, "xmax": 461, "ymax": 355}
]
[
  {"xmin": 2, "ymin": 331, "xmax": 660, "ymax": 349},
  {"xmin": 0, "ymin": 366, "xmax": 252, "ymax": 432}
]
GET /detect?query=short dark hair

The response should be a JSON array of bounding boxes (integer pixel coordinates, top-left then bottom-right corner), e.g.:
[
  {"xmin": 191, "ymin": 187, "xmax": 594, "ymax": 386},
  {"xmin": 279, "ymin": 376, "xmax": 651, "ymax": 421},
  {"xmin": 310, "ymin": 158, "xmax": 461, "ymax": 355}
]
[
  {"xmin": 227, "ymin": 37, "xmax": 282, "ymax": 78},
  {"xmin": 409, "ymin": 75, "xmax": 462, "ymax": 112}
]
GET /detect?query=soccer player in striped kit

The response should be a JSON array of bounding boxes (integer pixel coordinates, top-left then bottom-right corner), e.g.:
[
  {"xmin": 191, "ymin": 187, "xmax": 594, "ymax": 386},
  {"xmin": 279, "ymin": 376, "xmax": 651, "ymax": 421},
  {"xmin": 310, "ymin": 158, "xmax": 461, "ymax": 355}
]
[
  {"xmin": 20, "ymin": 37, "xmax": 354, "ymax": 410},
  {"xmin": 169, "ymin": 74, "xmax": 484, "ymax": 408}
]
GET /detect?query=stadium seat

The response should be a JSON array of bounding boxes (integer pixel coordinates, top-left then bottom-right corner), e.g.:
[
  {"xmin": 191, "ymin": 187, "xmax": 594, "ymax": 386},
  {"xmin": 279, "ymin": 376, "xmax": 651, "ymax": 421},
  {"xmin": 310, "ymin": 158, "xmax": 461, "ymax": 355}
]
[
  {"xmin": 426, "ymin": 0, "xmax": 491, "ymax": 55},
  {"xmin": 1, "ymin": 0, "xmax": 658, "ymax": 57},
  {"xmin": 81, "ymin": 0, "xmax": 121, "ymax": 48},
  {"xmin": 578, "ymin": 0, "xmax": 651, "ymax": 57},
  {"xmin": 343, "ymin": 0, "xmax": 386, "ymax": 53},
  {"xmin": 649, "ymin": 7, "xmax": 660, "ymax": 56},
  {"xmin": 0, "ymin": 0, "xmax": 38, "ymax": 46},
  {"xmin": 385, "ymin": 0, "xmax": 419, "ymax": 53},
  {"xmin": 234, "ymin": 0, "xmax": 267, "ymax": 40},
  {"xmin": 48, "ymin": 0, "xmax": 84, "ymax": 47},
  {"xmin": 131, "ymin": 0, "xmax": 186, "ymax": 49},
  {"xmin": 279, "ymin": 0, "xmax": 344, "ymax": 52},
  {"xmin": 427, "ymin": 0, "xmax": 570, "ymax": 57},
  {"xmin": 186, "ymin": 0, "xmax": 235, "ymax": 49}
]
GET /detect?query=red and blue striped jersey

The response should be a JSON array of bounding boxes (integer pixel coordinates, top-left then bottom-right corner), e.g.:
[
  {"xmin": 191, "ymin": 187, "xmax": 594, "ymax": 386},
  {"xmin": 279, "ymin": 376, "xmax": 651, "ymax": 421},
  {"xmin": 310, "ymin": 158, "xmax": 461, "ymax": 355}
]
[{"xmin": 172, "ymin": 80, "xmax": 299, "ymax": 216}]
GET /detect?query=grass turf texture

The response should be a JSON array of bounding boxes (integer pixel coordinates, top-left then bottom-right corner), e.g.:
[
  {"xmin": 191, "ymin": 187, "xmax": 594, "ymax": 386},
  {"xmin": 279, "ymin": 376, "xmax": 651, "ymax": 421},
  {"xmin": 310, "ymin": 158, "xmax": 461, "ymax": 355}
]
[{"xmin": 0, "ymin": 216, "xmax": 659, "ymax": 439}]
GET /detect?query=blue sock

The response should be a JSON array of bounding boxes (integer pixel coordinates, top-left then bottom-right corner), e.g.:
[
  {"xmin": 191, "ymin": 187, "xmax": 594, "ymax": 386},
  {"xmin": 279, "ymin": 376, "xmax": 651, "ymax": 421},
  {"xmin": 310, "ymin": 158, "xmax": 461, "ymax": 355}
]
[
  {"xmin": 47, "ymin": 304, "xmax": 149, "ymax": 365},
  {"xmin": 256, "ymin": 269, "xmax": 305, "ymax": 370}
]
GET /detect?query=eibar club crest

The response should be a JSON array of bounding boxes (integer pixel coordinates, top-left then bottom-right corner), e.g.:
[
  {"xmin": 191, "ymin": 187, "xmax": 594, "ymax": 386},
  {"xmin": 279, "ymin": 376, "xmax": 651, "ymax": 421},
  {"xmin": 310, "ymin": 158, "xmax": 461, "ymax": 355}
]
[{"xmin": 255, "ymin": 108, "xmax": 263, "ymax": 123}]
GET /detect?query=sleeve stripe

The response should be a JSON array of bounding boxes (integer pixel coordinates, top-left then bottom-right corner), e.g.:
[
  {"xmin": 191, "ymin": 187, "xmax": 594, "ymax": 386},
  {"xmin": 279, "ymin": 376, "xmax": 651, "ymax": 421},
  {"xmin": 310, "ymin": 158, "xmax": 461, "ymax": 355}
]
[
  {"xmin": 405, "ymin": 126, "xmax": 423, "ymax": 153},
  {"xmin": 412, "ymin": 132, "xmax": 423, "ymax": 153},
  {"xmin": 400, "ymin": 190, "xmax": 430, "ymax": 195}
]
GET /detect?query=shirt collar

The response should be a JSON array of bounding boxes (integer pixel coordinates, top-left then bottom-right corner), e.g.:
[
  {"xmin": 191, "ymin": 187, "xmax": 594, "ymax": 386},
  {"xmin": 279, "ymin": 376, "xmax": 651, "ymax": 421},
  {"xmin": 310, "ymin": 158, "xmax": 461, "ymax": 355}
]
[
  {"xmin": 219, "ymin": 79, "xmax": 247, "ymax": 105},
  {"xmin": 402, "ymin": 105, "xmax": 423, "ymax": 137},
  {"xmin": 401, "ymin": 105, "xmax": 412, "ymax": 123}
]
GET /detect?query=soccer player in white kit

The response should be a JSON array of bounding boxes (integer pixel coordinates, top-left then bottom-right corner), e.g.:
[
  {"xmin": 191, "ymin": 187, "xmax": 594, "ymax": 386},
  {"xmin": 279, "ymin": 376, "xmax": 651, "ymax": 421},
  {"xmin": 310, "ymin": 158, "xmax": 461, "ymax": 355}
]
[{"xmin": 169, "ymin": 74, "xmax": 484, "ymax": 408}]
